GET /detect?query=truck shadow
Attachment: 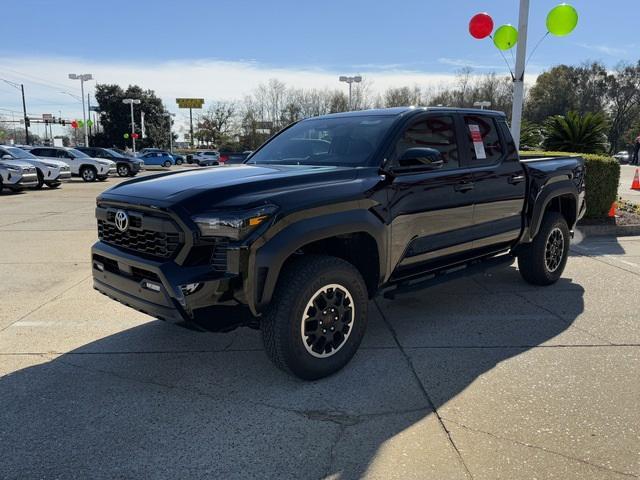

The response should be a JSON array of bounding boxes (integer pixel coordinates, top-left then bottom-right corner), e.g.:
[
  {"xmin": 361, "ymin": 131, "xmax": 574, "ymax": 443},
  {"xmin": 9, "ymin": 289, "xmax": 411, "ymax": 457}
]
[{"xmin": 0, "ymin": 266, "xmax": 584, "ymax": 479}]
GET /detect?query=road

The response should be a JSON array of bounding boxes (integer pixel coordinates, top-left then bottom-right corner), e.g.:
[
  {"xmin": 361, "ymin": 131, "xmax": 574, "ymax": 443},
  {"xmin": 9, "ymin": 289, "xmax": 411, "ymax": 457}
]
[{"xmin": 1, "ymin": 170, "xmax": 639, "ymax": 479}]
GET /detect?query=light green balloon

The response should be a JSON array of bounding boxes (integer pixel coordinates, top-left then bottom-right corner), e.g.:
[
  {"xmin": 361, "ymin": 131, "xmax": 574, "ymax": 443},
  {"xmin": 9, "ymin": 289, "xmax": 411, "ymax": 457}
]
[
  {"xmin": 547, "ymin": 3, "xmax": 578, "ymax": 36},
  {"xmin": 86, "ymin": 119, "xmax": 94, "ymax": 127},
  {"xmin": 124, "ymin": 133, "xmax": 130, "ymax": 139},
  {"xmin": 493, "ymin": 24, "xmax": 518, "ymax": 50},
  {"xmin": 77, "ymin": 120, "xmax": 84, "ymax": 128}
]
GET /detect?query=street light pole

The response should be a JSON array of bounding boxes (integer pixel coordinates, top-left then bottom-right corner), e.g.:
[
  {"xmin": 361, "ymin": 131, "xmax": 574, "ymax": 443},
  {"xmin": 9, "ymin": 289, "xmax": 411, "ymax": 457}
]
[
  {"xmin": 164, "ymin": 112, "xmax": 175, "ymax": 153},
  {"xmin": 510, "ymin": 0, "xmax": 530, "ymax": 148},
  {"xmin": 68, "ymin": 73, "xmax": 93, "ymax": 146},
  {"xmin": 122, "ymin": 99, "xmax": 141, "ymax": 153},
  {"xmin": 339, "ymin": 75, "xmax": 362, "ymax": 110}
]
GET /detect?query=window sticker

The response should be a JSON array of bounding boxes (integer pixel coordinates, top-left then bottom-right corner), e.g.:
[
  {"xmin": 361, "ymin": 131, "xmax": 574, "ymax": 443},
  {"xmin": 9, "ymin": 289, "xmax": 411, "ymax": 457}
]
[{"xmin": 468, "ymin": 124, "xmax": 486, "ymax": 160}]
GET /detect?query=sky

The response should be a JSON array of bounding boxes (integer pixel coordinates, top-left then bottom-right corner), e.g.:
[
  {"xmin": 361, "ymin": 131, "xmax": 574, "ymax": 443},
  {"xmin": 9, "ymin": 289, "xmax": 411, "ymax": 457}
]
[{"xmin": 0, "ymin": 0, "xmax": 636, "ymax": 139}]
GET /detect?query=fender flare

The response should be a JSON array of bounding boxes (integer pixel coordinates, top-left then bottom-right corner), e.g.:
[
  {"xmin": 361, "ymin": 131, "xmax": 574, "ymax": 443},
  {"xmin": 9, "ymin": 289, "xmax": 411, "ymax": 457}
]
[
  {"xmin": 245, "ymin": 207, "xmax": 387, "ymax": 314},
  {"xmin": 527, "ymin": 182, "xmax": 579, "ymax": 241}
]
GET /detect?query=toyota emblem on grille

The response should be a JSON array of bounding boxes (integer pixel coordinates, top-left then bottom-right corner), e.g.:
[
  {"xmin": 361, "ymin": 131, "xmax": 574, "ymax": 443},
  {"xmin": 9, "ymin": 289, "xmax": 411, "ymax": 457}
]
[{"xmin": 114, "ymin": 210, "xmax": 129, "ymax": 232}]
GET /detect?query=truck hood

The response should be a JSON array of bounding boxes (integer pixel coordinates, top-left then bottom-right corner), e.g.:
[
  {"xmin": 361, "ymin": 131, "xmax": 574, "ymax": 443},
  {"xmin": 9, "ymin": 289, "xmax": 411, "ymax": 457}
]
[{"xmin": 100, "ymin": 164, "xmax": 365, "ymax": 210}]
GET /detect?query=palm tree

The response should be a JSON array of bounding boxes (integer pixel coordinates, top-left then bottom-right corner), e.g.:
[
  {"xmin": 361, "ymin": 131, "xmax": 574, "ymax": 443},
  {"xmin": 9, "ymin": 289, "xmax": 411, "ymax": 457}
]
[{"xmin": 542, "ymin": 111, "xmax": 609, "ymax": 154}]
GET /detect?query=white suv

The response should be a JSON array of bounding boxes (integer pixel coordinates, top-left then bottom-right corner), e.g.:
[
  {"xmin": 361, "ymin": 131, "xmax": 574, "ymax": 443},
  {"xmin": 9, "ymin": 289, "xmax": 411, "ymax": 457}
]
[
  {"xmin": 1, "ymin": 145, "xmax": 71, "ymax": 189},
  {"xmin": 0, "ymin": 159, "xmax": 38, "ymax": 192},
  {"xmin": 30, "ymin": 146, "xmax": 116, "ymax": 182}
]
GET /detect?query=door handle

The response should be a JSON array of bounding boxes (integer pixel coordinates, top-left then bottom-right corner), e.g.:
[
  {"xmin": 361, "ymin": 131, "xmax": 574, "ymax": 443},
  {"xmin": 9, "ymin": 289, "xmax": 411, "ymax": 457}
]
[
  {"xmin": 454, "ymin": 182, "xmax": 474, "ymax": 192},
  {"xmin": 508, "ymin": 174, "xmax": 525, "ymax": 184}
]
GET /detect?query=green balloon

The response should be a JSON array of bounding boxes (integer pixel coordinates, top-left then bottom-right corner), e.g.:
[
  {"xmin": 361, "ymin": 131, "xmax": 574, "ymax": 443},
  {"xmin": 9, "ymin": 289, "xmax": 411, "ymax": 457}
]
[
  {"xmin": 547, "ymin": 3, "xmax": 578, "ymax": 36},
  {"xmin": 77, "ymin": 120, "xmax": 84, "ymax": 128},
  {"xmin": 86, "ymin": 119, "xmax": 94, "ymax": 127},
  {"xmin": 493, "ymin": 24, "xmax": 518, "ymax": 50},
  {"xmin": 124, "ymin": 133, "xmax": 130, "ymax": 139}
]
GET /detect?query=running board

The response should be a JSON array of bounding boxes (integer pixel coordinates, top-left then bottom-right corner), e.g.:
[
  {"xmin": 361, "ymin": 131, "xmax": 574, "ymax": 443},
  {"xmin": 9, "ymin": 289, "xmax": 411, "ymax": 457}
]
[{"xmin": 382, "ymin": 254, "xmax": 515, "ymax": 300}]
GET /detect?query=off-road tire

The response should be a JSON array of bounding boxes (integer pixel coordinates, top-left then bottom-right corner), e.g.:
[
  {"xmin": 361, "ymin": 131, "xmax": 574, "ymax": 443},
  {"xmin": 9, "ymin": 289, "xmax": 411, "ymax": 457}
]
[
  {"xmin": 518, "ymin": 212, "xmax": 570, "ymax": 286},
  {"xmin": 261, "ymin": 255, "xmax": 368, "ymax": 380}
]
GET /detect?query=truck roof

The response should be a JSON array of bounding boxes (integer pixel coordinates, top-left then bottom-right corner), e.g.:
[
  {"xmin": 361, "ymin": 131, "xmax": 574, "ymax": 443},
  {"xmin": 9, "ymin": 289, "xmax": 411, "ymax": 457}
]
[{"xmin": 309, "ymin": 106, "xmax": 507, "ymax": 121}]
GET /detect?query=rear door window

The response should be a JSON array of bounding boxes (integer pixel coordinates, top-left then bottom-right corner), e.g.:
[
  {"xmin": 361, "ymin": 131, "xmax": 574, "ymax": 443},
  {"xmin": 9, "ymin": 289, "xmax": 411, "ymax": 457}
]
[
  {"xmin": 463, "ymin": 115, "xmax": 504, "ymax": 164},
  {"xmin": 394, "ymin": 115, "xmax": 460, "ymax": 169}
]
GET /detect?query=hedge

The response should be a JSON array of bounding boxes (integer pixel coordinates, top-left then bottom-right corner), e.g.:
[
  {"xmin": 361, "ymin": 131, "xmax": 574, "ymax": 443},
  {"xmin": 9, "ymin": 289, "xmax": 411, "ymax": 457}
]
[{"xmin": 521, "ymin": 151, "xmax": 620, "ymax": 219}]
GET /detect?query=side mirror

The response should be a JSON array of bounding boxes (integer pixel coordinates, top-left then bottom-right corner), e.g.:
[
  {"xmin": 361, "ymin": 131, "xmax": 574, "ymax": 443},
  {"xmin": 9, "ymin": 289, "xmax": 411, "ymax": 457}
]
[
  {"xmin": 1, "ymin": 155, "xmax": 12, "ymax": 160},
  {"xmin": 396, "ymin": 148, "xmax": 444, "ymax": 171}
]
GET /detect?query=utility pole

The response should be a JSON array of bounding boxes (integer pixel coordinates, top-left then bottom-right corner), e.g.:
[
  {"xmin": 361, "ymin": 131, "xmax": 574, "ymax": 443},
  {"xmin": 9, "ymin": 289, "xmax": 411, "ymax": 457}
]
[
  {"xmin": 122, "ymin": 98, "xmax": 141, "ymax": 153},
  {"xmin": 87, "ymin": 93, "xmax": 92, "ymax": 138},
  {"xmin": 510, "ymin": 0, "xmax": 530, "ymax": 148},
  {"xmin": 189, "ymin": 107, "xmax": 194, "ymax": 148},
  {"xmin": 21, "ymin": 84, "xmax": 29, "ymax": 144},
  {"xmin": 164, "ymin": 112, "xmax": 175, "ymax": 153}
]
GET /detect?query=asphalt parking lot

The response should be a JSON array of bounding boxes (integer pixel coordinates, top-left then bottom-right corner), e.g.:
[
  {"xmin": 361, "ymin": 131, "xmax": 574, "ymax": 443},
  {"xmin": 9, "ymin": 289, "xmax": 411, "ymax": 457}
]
[{"xmin": 1, "ymin": 171, "xmax": 639, "ymax": 480}]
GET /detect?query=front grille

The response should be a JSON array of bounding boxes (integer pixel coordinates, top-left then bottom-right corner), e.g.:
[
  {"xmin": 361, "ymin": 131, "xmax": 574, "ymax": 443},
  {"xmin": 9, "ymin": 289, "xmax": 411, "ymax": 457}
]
[
  {"xmin": 98, "ymin": 221, "xmax": 181, "ymax": 258},
  {"xmin": 97, "ymin": 207, "xmax": 183, "ymax": 260}
]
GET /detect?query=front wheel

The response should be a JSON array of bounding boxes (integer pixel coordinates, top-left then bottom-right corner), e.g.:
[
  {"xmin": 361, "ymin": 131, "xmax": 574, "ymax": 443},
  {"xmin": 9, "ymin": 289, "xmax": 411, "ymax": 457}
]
[
  {"xmin": 117, "ymin": 164, "xmax": 130, "ymax": 177},
  {"xmin": 261, "ymin": 255, "xmax": 368, "ymax": 380},
  {"xmin": 35, "ymin": 169, "xmax": 44, "ymax": 189},
  {"xmin": 80, "ymin": 166, "xmax": 97, "ymax": 182},
  {"xmin": 518, "ymin": 212, "xmax": 570, "ymax": 286}
]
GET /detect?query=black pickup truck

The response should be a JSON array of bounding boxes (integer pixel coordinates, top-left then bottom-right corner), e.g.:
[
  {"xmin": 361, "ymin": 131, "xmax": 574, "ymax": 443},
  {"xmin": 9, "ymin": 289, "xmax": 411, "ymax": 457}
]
[{"xmin": 92, "ymin": 107, "xmax": 586, "ymax": 380}]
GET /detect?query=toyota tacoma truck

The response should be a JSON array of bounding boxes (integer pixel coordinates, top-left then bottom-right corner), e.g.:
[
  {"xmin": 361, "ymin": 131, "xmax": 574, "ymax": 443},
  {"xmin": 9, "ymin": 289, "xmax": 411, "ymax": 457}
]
[
  {"xmin": 92, "ymin": 107, "xmax": 586, "ymax": 380},
  {"xmin": 1, "ymin": 145, "xmax": 71, "ymax": 188}
]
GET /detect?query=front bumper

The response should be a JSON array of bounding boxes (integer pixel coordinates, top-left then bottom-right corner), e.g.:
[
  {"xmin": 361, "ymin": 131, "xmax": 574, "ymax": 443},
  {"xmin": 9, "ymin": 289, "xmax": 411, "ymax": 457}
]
[
  {"xmin": 91, "ymin": 241, "xmax": 245, "ymax": 328},
  {"xmin": 49, "ymin": 170, "xmax": 71, "ymax": 182},
  {"xmin": 16, "ymin": 173, "xmax": 38, "ymax": 188}
]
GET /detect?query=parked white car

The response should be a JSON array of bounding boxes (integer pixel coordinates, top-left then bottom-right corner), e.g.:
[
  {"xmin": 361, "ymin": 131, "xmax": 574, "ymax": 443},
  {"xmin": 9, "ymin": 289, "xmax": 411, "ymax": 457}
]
[
  {"xmin": 30, "ymin": 146, "xmax": 116, "ymax": 182},
  {"xmin": 0, "ymin": 145, "xmax": 70, "ymax": 189},
  {"xmin": 191, "ymin": 150, "xmax": 220, "ymax": 166},
  {"xmin": 0, "ymin": 159, "xmax": 38, "ymax": 193}
]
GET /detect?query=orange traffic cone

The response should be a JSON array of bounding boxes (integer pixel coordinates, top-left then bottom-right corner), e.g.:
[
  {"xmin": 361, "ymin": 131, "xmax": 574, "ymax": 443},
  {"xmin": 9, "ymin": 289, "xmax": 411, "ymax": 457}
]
[
  {"xmin": 608, "ymin": 202, "xmax": 617, "ymax": 218},
  {"xmin": 632, "ymin": 169, "xmax": 640, "ymax": 191}
]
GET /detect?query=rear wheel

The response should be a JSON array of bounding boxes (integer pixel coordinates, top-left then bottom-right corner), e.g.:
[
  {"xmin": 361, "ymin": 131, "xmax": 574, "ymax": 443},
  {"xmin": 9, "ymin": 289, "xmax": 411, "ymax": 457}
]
[
  {"xmin": 261, "ymin": 255, "xmax": 368, "ymax": 380},
  {"xmin": 518, "ymin": 212, "xmax": 570, "ymax": 286},
  {"xmin": 80, "ymin": 166, "xmax": 97, "ymax": 182},
  {"xmin": 175, "ymin": 158, "xmax": 183, "ymax": 165},
  {"xmin": 117, "ymin": 164, "xmax": 130, "ymax": 177},
  {"xmin": 163, "ymin": 160, "xmax": 172, "ymax": 168}
]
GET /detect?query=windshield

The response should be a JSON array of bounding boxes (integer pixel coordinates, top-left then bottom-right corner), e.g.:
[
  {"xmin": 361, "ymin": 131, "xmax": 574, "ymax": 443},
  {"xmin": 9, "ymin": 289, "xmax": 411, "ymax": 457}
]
[
  {"xmin": 104, "ymin": 148, "xmax": 127, "ymax": 159},
  {"xmin": 69, "ymin": 148, "xmax": 89, "ymax": 158},
  {"xmin": 4, "ymin": 147, "xmax": 37, "ymax": 159},
  {"xmin": 248, "ymin": 115, "xmax": 395, "ymax": 167}
]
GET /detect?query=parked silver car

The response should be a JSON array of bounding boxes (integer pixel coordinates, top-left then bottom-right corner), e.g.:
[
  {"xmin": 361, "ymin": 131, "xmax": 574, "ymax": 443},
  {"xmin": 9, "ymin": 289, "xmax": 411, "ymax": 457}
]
[
  {"xmin": 0, "ymin": 145, "xmax": 71, "ymax": 189},
  {"xmin": 0, "ymin": 159, "xmax": 38, "ymax": 193}
]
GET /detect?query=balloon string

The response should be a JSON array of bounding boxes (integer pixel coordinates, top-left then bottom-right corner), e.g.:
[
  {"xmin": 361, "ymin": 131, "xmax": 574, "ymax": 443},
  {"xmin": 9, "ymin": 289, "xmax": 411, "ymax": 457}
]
[
  {"xmin": 490, "ymin": 35, "xmax": 516, "ymax": 80},
  {"xmin": 526, "ymin": 31, "xmax": 550, "ymax": 67}
]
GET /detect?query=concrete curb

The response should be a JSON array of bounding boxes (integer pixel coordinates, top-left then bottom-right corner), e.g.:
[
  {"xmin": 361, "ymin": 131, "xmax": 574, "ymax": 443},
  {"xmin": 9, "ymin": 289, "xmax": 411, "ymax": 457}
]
[{"xmin": 576, "ymin": 224, "xmax": 640, "ymax": 237}]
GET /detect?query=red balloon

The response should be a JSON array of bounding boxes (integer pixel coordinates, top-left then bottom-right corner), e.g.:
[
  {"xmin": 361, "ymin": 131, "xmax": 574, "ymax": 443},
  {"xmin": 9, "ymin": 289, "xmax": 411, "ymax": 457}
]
[
  {"xmin": 71, "ymin": 120, "xmax": 78, "ymax": 129},
  {"xmin": 132, "ymin": 133, "xmax": 139, "ymax": 139},
  {"xmin": 469, "ymin": 12, "xmax": 494, "ymax": 39}
]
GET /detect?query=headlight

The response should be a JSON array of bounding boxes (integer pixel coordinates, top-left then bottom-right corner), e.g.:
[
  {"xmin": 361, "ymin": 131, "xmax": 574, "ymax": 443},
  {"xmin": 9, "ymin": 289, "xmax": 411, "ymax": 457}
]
[{"xmin": 193, "ymin": 205, "xmax": 277, "ymax": 240}]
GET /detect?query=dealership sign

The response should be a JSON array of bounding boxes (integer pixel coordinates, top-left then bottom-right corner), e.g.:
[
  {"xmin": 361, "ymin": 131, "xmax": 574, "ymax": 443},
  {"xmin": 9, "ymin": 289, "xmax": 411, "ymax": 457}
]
[{"xmin": 176, "ymin": 98, "xmax": 204, "ymax": 109}]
